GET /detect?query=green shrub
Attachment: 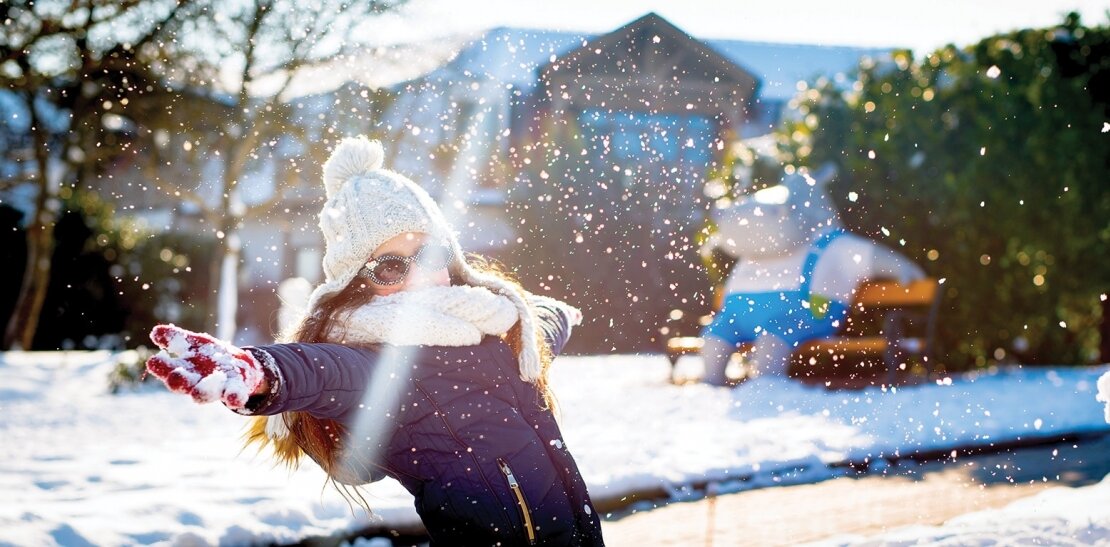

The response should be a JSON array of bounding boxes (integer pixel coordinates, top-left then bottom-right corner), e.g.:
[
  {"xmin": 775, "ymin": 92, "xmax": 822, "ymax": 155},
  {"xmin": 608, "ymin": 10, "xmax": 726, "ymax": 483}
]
[
  {"xmin": 5, "ymin": 189, "xmax": 216, "ymax": 350},
  {"xmin": 107, "ymin": 347, "xmax": 161, "ymax": 394},
  {"xmin": 777, "ymin": 13, "xmax": 1110, "ymax": 369}
]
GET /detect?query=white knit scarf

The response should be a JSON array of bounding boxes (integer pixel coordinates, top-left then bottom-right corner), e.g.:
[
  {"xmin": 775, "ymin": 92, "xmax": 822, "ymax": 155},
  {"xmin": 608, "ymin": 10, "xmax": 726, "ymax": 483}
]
[
  {"xmin": 265, "ymin": 285, "xmax": 520, "ymax": 440},
  {"xmin": 327, "ymin": 284, "xmax": 520, "ymax": 347}
]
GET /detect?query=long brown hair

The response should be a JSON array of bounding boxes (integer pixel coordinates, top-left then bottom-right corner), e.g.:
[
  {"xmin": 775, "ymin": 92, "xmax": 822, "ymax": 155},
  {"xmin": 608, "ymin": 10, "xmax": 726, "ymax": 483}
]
[{"xmin": 244, "ymin": 255, "xmax": 556, "ymax": 483}]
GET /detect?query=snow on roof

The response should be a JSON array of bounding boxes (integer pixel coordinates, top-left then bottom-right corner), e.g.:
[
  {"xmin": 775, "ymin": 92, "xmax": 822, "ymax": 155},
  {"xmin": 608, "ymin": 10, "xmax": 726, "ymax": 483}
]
[
  {"xmin": 429, "ymin": 27, "xmax": 588, "ymax": 90},
  {"xmin": 707, "ymin": 40, "xmax": 891, "ymax": 100},
  {"xmin": 410, "ymin": 25, "xmax": 892, "ymax": 99},
  {"xmin": 274, "ymin": 38, "xmax": 472, "ymax": 100}
]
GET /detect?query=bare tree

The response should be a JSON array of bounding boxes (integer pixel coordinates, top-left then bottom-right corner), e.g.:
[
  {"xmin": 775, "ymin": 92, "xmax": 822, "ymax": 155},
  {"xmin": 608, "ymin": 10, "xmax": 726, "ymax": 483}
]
[
  {"xmin": 151, "ymin": 0, "xmax": 406, "ymax": 341},
  {"xmin": 0, "ymin": 0, "xmax": 190, "ymax": 349}
]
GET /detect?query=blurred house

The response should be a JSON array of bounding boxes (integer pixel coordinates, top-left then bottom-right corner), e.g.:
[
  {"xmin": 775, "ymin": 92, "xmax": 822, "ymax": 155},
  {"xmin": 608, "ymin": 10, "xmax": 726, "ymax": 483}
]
[
  {"xmin": 364, "ymin": 12, "xmax": 891, "ymax": 350},
  {"xmin": 2, "ymin": 12, "xmax": 891, "ymax": 346},
  {"xmin": 379, "ymin": 13, "xmax": 890, "ymax": 257}
]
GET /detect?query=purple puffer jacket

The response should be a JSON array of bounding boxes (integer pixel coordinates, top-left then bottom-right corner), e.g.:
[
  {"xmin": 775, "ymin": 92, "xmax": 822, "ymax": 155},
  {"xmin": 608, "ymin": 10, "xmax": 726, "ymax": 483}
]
[{"xmin": 240, "ymin": 302, "xmax": 605, "ymax": 546}]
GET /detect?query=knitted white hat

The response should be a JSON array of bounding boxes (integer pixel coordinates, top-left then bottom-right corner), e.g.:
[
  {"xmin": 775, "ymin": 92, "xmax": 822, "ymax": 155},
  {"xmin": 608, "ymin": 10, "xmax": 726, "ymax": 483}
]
[{"xmin": 305, "ymin": 136, "xmax": 544, "ymax": 382}]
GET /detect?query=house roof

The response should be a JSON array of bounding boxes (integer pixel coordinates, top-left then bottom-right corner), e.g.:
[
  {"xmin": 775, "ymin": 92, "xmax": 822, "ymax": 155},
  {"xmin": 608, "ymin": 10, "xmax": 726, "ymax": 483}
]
[
  {"xmin": 535, "ymin": 13, "xmax": 759, "ymax": 117},
  {"xmin": 413, "ymin": 14, "xmax": 893, "ymax": 101},
  {"xmin": 708, "ymin": 39, "xmax": 891, "ymax": 100},
  {"xmin": 540, "ymin": 13, "xmax": 758, "ymax": 91}
]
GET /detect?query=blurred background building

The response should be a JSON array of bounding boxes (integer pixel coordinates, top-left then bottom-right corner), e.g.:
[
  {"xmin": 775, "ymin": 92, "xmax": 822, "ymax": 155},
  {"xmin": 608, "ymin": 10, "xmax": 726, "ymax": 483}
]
[{"xmin": 3, "ymin": 12, "xmax": 890, "ymax": 349}]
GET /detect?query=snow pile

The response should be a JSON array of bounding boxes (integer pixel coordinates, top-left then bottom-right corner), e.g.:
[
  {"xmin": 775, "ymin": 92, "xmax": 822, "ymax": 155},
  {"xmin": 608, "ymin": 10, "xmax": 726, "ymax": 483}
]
[
  {"xmin": 1, "ymin": 351, "xmax": 1108, "ymax": 545},
  {"xmin": 816, "ymin": 474, "xmax": 1110, "ymax": 545},
  {"xmin": 1098, "ymin": 371, "xmax": 1110, "ymax": 423},
  {"xmin": 0, "ymin": 351, "xmax": 419, "ymax": 546},
  {"xmin": 565, "ymin": 357, "xmax": 1110, "ymax": 497}
]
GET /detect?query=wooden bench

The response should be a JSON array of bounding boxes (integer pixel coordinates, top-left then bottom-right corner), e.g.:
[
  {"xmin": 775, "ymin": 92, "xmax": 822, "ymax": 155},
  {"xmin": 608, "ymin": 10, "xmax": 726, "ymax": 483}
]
[{"xmin": 665, "ymin": 278, "xmax": 942, "ymax": 385}]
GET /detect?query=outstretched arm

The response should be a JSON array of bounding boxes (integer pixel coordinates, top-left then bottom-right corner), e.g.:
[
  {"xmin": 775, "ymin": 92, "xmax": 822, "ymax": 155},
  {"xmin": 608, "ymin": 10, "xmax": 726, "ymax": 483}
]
[
  {"xmin": 240, "ymin": 342, "xmax": 383, "ymax": 418},
  {"xmin": 145, "ymin": 324, "xmax": 382, "ymax": 419},
  {"xmin": 527, "ymin": 294, "xmax": 583, "ymax": 356},
  {"xmin": 872, "ymin": 246, "xmax": 927, "ymax": 286}
]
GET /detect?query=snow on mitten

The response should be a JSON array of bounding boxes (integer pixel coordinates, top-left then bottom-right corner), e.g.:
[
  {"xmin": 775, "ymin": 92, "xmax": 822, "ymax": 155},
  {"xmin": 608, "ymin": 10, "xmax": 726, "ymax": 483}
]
[{"xmin": 145, "ymin": 324, "xmax": 264, "ymax": 409}]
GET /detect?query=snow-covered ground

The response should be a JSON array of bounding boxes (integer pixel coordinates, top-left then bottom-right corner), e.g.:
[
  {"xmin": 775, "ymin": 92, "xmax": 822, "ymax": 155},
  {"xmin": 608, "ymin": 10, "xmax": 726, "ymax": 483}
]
[
  {"xmin": 813, "ymin": 473, "xmax": 1110, "ymax": 546},
  {"xmin": 1, "ymin": 351, "xmax": 1108, "ymax": 546}
]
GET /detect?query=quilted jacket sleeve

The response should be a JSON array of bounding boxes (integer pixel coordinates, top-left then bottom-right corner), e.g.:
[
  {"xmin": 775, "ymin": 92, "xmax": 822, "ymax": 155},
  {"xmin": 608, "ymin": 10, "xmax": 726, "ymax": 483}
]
[
  {"xmin": 528, "ymin": 296, "xmax": 577, "ymax": 356},
  {"xmin": 234, "ymin": 342, "xmax": 379, "ymax": 419}
]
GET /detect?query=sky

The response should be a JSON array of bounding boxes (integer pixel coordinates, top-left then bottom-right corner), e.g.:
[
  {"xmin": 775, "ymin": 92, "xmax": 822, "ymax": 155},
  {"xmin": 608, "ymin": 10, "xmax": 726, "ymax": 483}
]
[
  {"xmin": 369, "ymin": 0, "xmax": 1109, "ymax": 54},
  {"xmin": 3, "ymin": 349, "xmax": 1108, "ymax": 545}
]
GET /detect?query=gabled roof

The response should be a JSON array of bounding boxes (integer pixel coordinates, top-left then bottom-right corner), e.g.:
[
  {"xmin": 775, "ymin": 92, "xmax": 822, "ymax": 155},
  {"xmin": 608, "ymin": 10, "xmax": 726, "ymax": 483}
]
[
  {"xmin": 418, "ymin": 28, "xmax": 586, "ymax": 91},
  {"xmin": 709, "ymin": 40, "xmax": 890, "ymax": 100},
  {"xmin": 409, "ymin": 16, "xmax": 892, "ymax": 101},
  {"xmin": 540, "ymin": 12, "xmax": 757, "ymax": 93}
]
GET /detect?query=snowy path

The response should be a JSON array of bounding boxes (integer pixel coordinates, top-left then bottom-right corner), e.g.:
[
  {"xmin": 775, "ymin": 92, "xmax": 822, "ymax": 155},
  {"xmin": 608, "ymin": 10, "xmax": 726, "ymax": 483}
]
[
  {"xmin": 1, "ymin": 351, "xmax": 1107, "ymax": 546},
  {"xmin": 602, "ymin": 433, "xmax": 1110, "ymax": 545}
]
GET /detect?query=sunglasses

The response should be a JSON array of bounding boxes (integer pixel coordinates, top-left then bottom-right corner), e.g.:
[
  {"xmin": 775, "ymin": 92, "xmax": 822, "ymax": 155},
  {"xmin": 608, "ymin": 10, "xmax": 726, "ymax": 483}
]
[{"xmin": 360, "ymin": 243, "xmax": 454, "ymax": 286}]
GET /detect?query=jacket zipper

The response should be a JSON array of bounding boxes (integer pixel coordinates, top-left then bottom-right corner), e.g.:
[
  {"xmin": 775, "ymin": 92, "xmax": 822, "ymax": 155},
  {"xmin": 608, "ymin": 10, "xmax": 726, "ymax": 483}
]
[
  {"xmin": 498, "ymin": 458, "xmax": 536, "ymax": 544},
  {"xmin": 413, "ymin": 383, "xmax": 525, "ymax": 538}
]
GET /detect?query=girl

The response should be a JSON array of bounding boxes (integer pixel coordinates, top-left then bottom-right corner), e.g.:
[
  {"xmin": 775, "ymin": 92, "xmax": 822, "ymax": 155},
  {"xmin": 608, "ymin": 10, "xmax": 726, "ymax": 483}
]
[{"xmin": 145, "ymin": 137, "xmax": 605, "ymax": 546}]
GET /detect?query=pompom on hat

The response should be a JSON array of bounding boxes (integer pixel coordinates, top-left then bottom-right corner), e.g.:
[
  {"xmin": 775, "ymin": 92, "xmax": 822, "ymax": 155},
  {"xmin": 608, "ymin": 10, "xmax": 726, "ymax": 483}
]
[{"xmin": 305, "ymin": 136, "xmax": 544, "ymax": 382}]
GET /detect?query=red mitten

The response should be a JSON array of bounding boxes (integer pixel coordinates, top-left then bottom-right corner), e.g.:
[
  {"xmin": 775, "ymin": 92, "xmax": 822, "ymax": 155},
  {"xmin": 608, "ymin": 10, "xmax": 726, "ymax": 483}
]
[{"xmin": 145, "ymin": 324, "xmax": 264, "ymax": 409}]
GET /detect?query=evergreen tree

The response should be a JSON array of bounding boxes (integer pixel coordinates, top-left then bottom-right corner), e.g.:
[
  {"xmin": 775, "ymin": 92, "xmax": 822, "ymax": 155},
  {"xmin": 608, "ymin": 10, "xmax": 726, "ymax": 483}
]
[{"xmin": 779, "ymin": 13, "xmax": 1110, "ymax": 368}]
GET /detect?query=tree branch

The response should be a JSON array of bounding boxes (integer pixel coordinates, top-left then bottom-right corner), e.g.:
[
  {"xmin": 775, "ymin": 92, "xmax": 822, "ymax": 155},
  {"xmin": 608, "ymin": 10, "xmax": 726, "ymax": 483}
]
[
  {"xmin": 136, "ymin": 150, "xmax": 209, "ymax": 211},
  {"xmin": 242, "ymin": 165, "xmax": 306, "ymax": 221},
  {"xmin": 0, "ymin": 173, "xmax": 35, "ymax": 190},
  {"xmin": 108, "ymin": 0, "xmax": 195, "ymax": 53}
]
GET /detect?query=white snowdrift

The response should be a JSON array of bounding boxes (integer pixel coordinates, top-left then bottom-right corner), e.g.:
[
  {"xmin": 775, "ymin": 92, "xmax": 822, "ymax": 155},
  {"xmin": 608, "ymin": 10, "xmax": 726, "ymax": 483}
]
[{"xmin": 1, "ymin": 351, "xmax": 1107, "ymax": 546}]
